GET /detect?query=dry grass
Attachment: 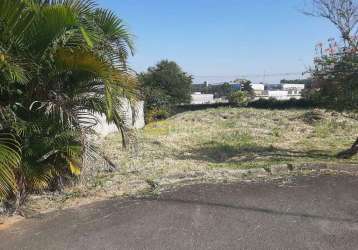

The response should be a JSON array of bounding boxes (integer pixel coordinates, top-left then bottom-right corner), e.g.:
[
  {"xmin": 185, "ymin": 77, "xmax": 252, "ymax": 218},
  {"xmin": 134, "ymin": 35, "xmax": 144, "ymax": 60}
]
[
  {"xmin": 24, "ymin": 108, "xmax": 358, "ymax": 213},
  {"xmin": 99, "ymin": 108, "xmax": 358, "ymax": 186}
]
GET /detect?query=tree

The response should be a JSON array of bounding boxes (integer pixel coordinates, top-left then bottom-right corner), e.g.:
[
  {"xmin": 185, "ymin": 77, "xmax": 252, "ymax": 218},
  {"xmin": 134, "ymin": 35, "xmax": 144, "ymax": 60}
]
[
  {"xmin": 240, "ymin": 80, "xmax": 255, "ymax": 98},
  {"xmin": 310, "ymin": 38, "xmax": 358, "ymax": 157},
  {"xmin": 305, "ymin": 0, "xmax": 358, "ymax": 158},
  {"xmin": 139, "ymin": 60, "xmax": 192, "ymax": 122},
  {"xmin": 227, "ymin": 91, "xmax": 249, "ymax": 106},
  {"xmin": 0, "ymin": 0, "xmax": 137, "ymax": 206},
  {"xmin": 304, "ymin": 0, "xmax": 358, "ymax": 46}
]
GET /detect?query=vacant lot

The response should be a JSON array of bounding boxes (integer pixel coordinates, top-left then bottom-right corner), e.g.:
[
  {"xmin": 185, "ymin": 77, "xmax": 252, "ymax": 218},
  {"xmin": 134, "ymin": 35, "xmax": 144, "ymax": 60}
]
[
  {"xmin": 100, "ymin": 108, "xmax": 358, "ymax": 190},
  {"xmin": 24, "ymin": 108, "xmax": 358, "ymax": 212}
]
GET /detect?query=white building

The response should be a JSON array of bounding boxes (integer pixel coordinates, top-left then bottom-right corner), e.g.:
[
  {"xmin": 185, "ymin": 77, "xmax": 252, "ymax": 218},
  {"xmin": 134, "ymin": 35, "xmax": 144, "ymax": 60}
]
[
  {"xmin": 267, "ymin": 90, "xmax": 290, "ymax": 100},
  {"xmin": 191, "ymin": 92, "xmax": 214, "ymax": 104},
  {"xmin": 281, "ymin": 84, "xmax": 305, "ymax": 90},
  {"xmin": 256, "ymin": 90, "xmax": 302, "ymax": 100},
  {"xmin": 251, "ymin": 83, "xmax": 265, "ymax": 91},
  {"xmin": 282, "ymin": 84, "xmax": 305, "ymax": 95}
]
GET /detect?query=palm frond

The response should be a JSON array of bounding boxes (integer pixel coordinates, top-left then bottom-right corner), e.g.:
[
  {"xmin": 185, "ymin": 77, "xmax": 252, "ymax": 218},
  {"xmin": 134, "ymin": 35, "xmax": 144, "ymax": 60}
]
[
  {"xmin": 0, "ymin": 0, "xmax": 138, "ymax": 205},
  {"xmin": 93, "ymin": 8, "xmax": 135, "ymax": 64},
  {"xmin": 0, "ymin": 134, "xmax": 21, "ymax": 200},
  {"xmin": 0, "ymin": 0, "xmax": 35, "ymax": 49}
]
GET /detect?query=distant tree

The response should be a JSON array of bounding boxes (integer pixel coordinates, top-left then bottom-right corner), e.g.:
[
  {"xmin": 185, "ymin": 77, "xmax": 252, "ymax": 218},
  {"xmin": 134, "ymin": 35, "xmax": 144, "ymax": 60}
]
[
  {"xmin": 280, "ymin": 79, "xmax": 312, "ymax": 85},
  {"xmin": 192, "ymin": 82, "xmax": 209, "ymax": 93},
  {"xmin": 205, "ymin": 83, "xmax": 233, "ymax": 98},
  {"xmin": 221, "ymin": 82, "xmax": 234, "ymax": 97},
  {"xmin": 139, "ymin": 60, "xmax": 193, "ymax": 122},
  {"xmin": 240, "ymin": 80, "xmax": 255, "ymax": 98},
  {"xmin": 228, "ymin": 91, "xmax": 249, "ymax": 106}
]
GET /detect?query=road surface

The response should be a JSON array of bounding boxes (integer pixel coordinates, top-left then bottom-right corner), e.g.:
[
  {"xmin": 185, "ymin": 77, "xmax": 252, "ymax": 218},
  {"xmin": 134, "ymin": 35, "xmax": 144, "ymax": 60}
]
[{"xmin": 1, "ymin": 175, "xmax": 358, "ymax": 250}]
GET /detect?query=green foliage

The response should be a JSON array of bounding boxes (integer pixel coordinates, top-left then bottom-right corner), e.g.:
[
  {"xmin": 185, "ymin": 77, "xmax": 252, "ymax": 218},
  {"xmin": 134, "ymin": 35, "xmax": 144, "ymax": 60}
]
[
  {"xmin": 308, "ymin": 38, "xmax": 358, "ymax": 157},
  {"xmin": 248, "ymin": 98, "xmax": 316, "ymax": 109},
  {"xmin": 192, "ymin": 81, "xmax": 246, "ymax": 98},
  {"xmin": 227, "ymin": 91, "xmax": 249, "ymax": 107},
  {"xmin": 240, "ymin": 80, "xmax": 254, "ymax": 97},
  {"xmin": 139, "ymin": 60, "xmax": 192, "ymax": 122},
  {"xmin": 309, "ymin": 39, "xmax": 358, "ymax": 110},
  {"xmin": 0, "ymin": 134, "xmax": 21, "ymax": 199},
  {"xmin": 280, "ymin": 79, "xmax": 312, "ymax": 85},
  {"xmin": 145, "ymin": 107, "xmax": 170, "ymax": 124},
  {"xmin": 208, "ymin": 83, "xmax": 235, "ymax": 98},
  {"xmin": 0, "ymin": 0, "xmax": 137, "ymax": 204}
]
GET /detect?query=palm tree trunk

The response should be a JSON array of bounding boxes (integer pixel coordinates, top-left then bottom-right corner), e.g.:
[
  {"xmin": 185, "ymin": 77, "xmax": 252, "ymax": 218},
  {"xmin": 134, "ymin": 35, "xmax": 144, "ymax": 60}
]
[
  {"xmin": 337, "ymin": 137, "xmax": 358, "ymax": 159},
  {"xmin": 14, "ymin": 175, "xmax": 27, "ymax": 214}
]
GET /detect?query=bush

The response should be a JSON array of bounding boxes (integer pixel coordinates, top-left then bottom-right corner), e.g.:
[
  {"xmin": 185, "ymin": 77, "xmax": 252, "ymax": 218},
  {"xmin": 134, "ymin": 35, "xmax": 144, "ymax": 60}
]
[
  {"xmin": 145, "ymin": 107, "xmax": 171, "ymax": 124},
  {"xmin": 228, "ymin": 91, "xmax": 249, "ymax": 106},
  {"xmin": 248, "ymin": 98, "xmax": 317, "ymax": 109},
  {"xmin": 0, "ymin": 0, "xmax": 136, "ymax": 206},
  {"xmin": 140, "ymin": 60, "xmax": 193, "ymax": 123}
]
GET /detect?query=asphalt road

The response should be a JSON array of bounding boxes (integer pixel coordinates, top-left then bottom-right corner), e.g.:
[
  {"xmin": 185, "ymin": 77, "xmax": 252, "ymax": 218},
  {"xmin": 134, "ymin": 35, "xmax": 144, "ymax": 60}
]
[{"xmin": 1, "ymin": 175, "xmax": 358, "ymax": 250}]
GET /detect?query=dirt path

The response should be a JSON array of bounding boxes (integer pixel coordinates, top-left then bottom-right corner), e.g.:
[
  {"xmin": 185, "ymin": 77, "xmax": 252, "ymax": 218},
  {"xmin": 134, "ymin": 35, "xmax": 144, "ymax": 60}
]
[{"xmin": 1, "ymin": 174, "xmax": 358, "ymax": 250}]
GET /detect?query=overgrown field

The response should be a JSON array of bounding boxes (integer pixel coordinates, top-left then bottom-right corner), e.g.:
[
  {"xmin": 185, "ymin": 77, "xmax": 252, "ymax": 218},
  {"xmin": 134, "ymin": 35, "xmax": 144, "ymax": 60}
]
[
  {"xmin": 25, "ymin": 108, "xmax": 358, "ymax": 212},
  {"xmin": 99, "ymin": 108, "xmax": 357, "ymax": 189}
]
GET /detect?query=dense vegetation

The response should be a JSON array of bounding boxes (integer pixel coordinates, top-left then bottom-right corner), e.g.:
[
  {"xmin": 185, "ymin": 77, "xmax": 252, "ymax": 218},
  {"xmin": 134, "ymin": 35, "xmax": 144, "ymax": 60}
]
[
  {"xmin": 227, "ymin": 91, "xmax": 250, "ymax": 107},
  {"xmin": 139, "ymin": 60, "xmax": 192, "ymax": 123},
  {"xmin": 0, "ymin": 0, "xmax": 137, "ymax": 207},
  {"xmin": 305, "ymin": 0, "xmax": 358, "ymax": 157},
  {"xmin": 191, "ymin": 82, "xmax": 241, "ymax": 98},
  {"xmin": 307, "ymin": 39, "xmax": 358, "ymax": 110}
]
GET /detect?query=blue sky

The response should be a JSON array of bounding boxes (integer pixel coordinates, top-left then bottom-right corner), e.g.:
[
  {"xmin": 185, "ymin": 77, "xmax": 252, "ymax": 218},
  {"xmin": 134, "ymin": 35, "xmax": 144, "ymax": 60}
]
[{"xmin": 96, "ymin": 0, "xmax": 339, "ymax": 83}]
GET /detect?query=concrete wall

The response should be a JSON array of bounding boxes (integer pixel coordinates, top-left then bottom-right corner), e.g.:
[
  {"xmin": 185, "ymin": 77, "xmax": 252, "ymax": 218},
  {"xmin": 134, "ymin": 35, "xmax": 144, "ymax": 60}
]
[
  {"xmin": 251, "ymin": 83, "xmax": 265, "ymax": 91},
  {"xmin": 282, "ymin": 84, "xmax": 305, "ymax": 90},
  {"xmin": 191, "ymin": 92, "xmax": 214, "ymax": 104},
  {"xmin": 94, "ymin": 99, "xmax": 145, "ymax": 137},
  {"xmin": 267, "ymin": 90, "xmax": 289, "ymax": 98},
  {"xmin": 93, "ymin": 113, "xmax": 118, "ymax": 136},
  {"xmin": 255, "ymin": 90, "xmax": 302, "ymax": 101},
  {"xmin": 132, "ymin": 101, "xmax": 145, "ymax": 129}
]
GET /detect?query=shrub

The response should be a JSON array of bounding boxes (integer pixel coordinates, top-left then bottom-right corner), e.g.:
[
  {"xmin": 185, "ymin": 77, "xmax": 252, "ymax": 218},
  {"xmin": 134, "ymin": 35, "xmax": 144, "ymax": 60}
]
[
  {"xmin": 0, "ymin": 0, "xmax": 136, "ymax": 206},
  {"xmin": 228, "ymin": 91, "xmax": 249, "ymax": 106},
  {"xmin": 248, "ymin": 98, "xmax": 317, "ymax": 109},
  {"xmin": 140, "ymin": 60, "xmax": 193, "ymax": 123},
  {"xmin": 145, "ymin": 107, "xmax": 171, "ymax": 124}
]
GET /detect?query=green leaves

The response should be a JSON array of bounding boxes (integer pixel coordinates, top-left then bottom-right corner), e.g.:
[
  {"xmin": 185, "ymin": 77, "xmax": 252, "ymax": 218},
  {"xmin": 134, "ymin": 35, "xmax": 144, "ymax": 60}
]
[
  {"xmin": 80, "ymin": 26, "xmax": 94, "ymax": 48},
  {"xmin": 0, "ymin": 134, "xmax": 21, "ymax": 200},
  {"xmin": 0, "ymin": 0, "xmax": 137, "ymax": 205}
]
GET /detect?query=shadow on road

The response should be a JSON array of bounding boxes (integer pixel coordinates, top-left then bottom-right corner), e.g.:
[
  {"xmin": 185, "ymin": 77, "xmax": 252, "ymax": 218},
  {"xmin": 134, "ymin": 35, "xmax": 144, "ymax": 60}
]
[{"xmin": 154, "ymin": 198, "xmax": 355, "ymax": 223}]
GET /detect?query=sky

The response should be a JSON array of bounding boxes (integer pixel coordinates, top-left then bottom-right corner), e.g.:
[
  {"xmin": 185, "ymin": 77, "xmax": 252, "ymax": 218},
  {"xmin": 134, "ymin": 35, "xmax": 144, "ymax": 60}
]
[{"xmin": 96, "ymin": 0, "xmax": 339, "ymax": 84}]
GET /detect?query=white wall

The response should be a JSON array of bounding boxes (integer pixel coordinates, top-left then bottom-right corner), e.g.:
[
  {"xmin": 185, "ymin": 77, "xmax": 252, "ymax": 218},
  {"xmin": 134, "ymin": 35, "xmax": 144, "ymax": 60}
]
[
  {"xmin": 267, "ymin": 90, "xmax": 288, "ymax": 97},
  {"xmin": 132, "ymin": 101, "xmax": 145, "ymax": 129},
  {"xmin": 282, "ymin": 84, "xmax": 305, "ymax": 90},
  {"xmin": 93, "ymin": 113, "xmax": 118, "ymax": 137},
  {"xmin": 251, "ymin": 83, "xmax": 265, "ymax": 91},
  {"xmin": 93, "ymin": 98, "xmax": 145, "ymax": 137},
  {"xmin": 263, "ymin": 90, "xmax": 301, "ymax": 100},
  {"xmin": 191, "ymin": 93, "xmax": 214, "ymax": 104},
  {"xmin": 267, "ymin": 90, "xmax": 290, "ymax": 100}
]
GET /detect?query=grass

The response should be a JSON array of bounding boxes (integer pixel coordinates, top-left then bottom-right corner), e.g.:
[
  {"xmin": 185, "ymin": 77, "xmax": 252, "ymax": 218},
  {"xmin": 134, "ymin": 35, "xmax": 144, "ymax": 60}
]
[
  {"xmin": 102, "ymin": 108, "xmax": 357, "ymax": 180},
  {"xmin": 24, "ymin": 108, "xmax": 358, "ymax": 213}
]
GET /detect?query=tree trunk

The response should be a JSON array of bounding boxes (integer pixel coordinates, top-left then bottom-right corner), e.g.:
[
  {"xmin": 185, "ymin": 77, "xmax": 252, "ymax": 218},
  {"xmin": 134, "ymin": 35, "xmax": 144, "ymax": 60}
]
[
  {"xmin": 14, "ymin": 175, "xmax": 27, "ymax": 216},
  {"xmin": 337, "ymin": 137, "xmax": 358, "ymax": 159}
]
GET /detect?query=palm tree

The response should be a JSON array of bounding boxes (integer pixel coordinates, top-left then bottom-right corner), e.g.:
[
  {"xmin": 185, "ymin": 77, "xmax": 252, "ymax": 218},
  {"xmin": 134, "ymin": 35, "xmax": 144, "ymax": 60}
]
[{"xmin": 0, "ymin": 0, "xmax": 137, "ymax": 205}]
